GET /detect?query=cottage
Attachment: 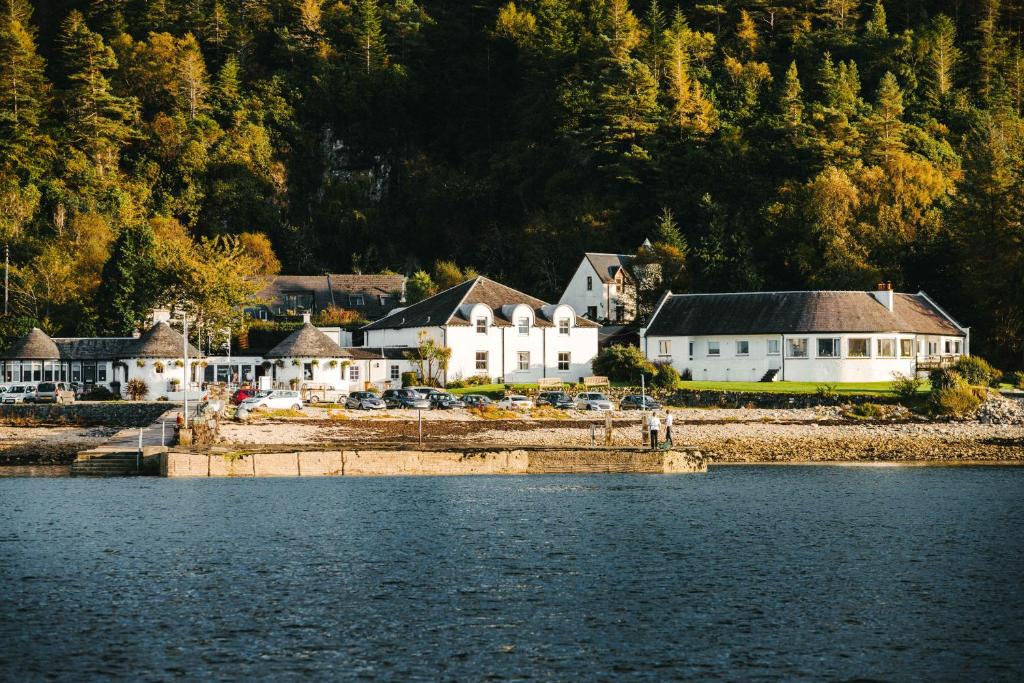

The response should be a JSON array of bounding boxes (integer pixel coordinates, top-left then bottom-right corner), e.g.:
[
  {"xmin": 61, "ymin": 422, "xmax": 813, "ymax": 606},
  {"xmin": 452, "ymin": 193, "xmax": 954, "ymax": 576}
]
[
  {"xmin": 641, "ymin": 285, "xmax": 968, "ymax": 383},
  {"xmin": 558, "ymin": 252, "xmax": 638, "ymax": 323},
  {"xmin": 249, "ymin": 273, "xmax": 406, "ymax": 323},
  {"xmin": 262, "ymin": 322, "xmax": 352, "ymax": 392},
  {"xmin": 363, "ymin": 276, "xmax": 599, "ymax": 385}
]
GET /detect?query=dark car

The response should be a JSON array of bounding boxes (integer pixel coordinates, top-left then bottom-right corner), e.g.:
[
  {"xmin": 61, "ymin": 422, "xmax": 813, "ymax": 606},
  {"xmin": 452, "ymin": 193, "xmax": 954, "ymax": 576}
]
[
  {"xmin": 381, "ymin": 388, "xmax": 431, "ymax": 409},
  {"xmin": 429, "ymin": 392, "xmax": 466, "ymax": 410},
  {"xmin": 345, "ymin": 391, "xmax": 386, "ymax": 410},
  {"xmin": 537, "ymin": 391, "xmax": 574, "ymax": 409},
  {"xmin": 461, "ymin": 394, "xmax": 492, "ymax": 408},
  {"xmin": 620, "ymin": 394, "xmax": 661, "ymax": 410}
]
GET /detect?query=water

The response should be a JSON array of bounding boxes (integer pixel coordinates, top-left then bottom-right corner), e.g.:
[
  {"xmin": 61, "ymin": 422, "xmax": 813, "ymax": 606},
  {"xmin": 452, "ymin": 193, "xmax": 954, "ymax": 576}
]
[{"xmin": 1, "ymin": 467, "xmax": 1022, "ymax": 681}]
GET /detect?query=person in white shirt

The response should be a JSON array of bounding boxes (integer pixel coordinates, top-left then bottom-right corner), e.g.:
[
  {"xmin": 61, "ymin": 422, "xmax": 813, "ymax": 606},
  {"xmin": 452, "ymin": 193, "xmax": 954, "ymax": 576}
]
[
  {"xmin": 664, "ymin": 411, "xmax": 674, "ymax": 447},
  {"xmin": 648, "ymin": 413, "xmax": 661, "ymax": 450}
]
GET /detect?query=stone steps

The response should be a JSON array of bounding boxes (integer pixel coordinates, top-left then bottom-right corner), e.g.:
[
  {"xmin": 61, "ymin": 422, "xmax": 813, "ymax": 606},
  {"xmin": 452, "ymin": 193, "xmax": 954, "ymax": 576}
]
[{"xmin": 69, "ymin": 451, "xmax": 141, "ymax": 477}]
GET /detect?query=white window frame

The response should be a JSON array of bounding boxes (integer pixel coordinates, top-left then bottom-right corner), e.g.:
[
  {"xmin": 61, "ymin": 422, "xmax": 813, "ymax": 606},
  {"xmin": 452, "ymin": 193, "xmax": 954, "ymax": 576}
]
[
  {"xmin": 349, "ymin": 294, "xmax": 365, "ymax": 306},
  {"xmin": 816, "ymin": 338, "xmax": 840, "ymax": 358},
  {"xmin": 944, "ymin": 340, "xmax": 952, "ymax": 354},
  {"xmin": 475, "ymin": 351, "xmax": 488, "ymax": 372},
  {"xmin": 767, "ymin": 339, "xmax": 780, "ymax": 356},
  {"xmin": 658, "ymin": 340, "xmax": 672, "ymax": 356},
  {"xmin": 736, "ymin": 340, "xmax": 750, "ymax": 356},
  {"xmin": 707, "ymin": 341, "xmax": 721, "ymax": 357},
  {"xmin": 558, "ymin": 318, "xmax": 570, "ymax": 336},
  {"xmin": 877, "ymin": 338, "xmax": 897, "ymax": 359},
  {"xmin": 390, "ymin": 364, "xmax": 400, "ymax": 381},
  {"xmin": 349, "ymin": 365, "xmax": 360, "ymax": 381},
  {"xmin": 786, "ymin": 338, "xmax": 809, "ymax": 358},
  {"xmin": 899, "ymin": 339, "xmax": 914, "ymax": 358},
  {"xmin": 517, "ymin": 351, "xmax": 529, "ymax": 372},
  {"xmin": 475, "ymin": 317, "xmax": 488, "ymax": 334},
  {"xmin": 517, "ymin": 317, "xmax": 530, "ymax": 336},
  {"xmin": 848, "ymin": 338, "xmax": 871, "ymax": 358},
  {"xmin": 954, "ymin": 340, "xmax": 962, "ymax": 354},
  {"xmin": 557, "ymin": 352, "xmax": 570, "ymax": 371}
]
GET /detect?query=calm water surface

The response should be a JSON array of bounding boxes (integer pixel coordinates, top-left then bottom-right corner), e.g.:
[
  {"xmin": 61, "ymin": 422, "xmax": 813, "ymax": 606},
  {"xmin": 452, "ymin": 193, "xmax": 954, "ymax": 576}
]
[{"xmin": 1, "ymin": 467, "xmax": 1022, "ymax": 681}]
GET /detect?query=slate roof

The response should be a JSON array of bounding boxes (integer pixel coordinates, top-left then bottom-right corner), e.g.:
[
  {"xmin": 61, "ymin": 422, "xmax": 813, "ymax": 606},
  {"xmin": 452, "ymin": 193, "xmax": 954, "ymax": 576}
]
[
  {"xmin": 343, "ymin": 347, "xmax": 385, "ymax": 360},
  {"xmin": 644, "ymin": 291, "xmax": 966, "ymax": 337},
  {"xmin": 255, "ymin": 274, "xmax": 406, "ymax": 320},
  {"xmin": 131, "ymin": 322, "xmax": 202, "ymax": 358},
  {"xmin": 265, "ymin": 323, "xmax": 350, "ymax": 358},
  {"xmin": 363, "ymin": 277, "xmax": 600, "ymax": 331},
  {"xmin": 585, "ymin": 253, "xmax": 635, "ymax": 284},
  {"xmin": 0, "ymin": 328, "xmax": 61, "ymax": 360},
  {"xmin": 53, "ymin": 337, "xmax": 135, "ymax": 360}
]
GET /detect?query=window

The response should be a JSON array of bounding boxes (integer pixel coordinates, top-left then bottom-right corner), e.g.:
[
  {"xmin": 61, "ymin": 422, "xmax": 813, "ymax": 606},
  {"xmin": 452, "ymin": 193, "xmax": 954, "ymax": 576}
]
[
  {"xmin": 379, "ymin": 296, "xmax": 393, "ymax": 307},
  {"xmin": 928, "ymin": 342, "xmax": 937, "ymax": 355},
  {"xmin": 283, "ymin": 292, "xmax": 314, "ymax": 312},
  {"xmin": 916, "ymin": 339, "xmax": 923, "ymax": 355},
  {"xmin": 558, "ymin": 318, "xmax": 570, "ymax": 335},
  {"xmin": 349, "ymin": 294, "xmax": 365, "ymax": 306},
  {"xmin": 303, "ymin": 363, "xmax": 313, "ymax": 380},
  {"xmin": 615, "ymin": 305, "xmax": 625, "ymax": 321},
  {"xmin": 242, "ymin": 366, "xmax": 254, "ymax": 381},
  {"xmin": 736, "ymin": 340, "xmax": 750, "ymax": 356},
  {"xmin": 688, "ymin": 341, "xmax": 694, "ymax": 357},
  {"xmin": 944, "ymin": 340, "xmax": 952, "ymax": 354},
  {"xmin": 216, "ymin": 366, "xmax": 229, "ymax": 382},
  {"xmin": 349, "ymin": 365, "xmax": 360, "ymax": 381},
  {"xmin": 71, "ymin": 364, "xmax": 80, "ymax": 382},
  {"xmin": 390, "ymin": 364, "xmax": 401, "ymax": 380},
  {"xmin": 98, "ymin": 365, "xmax": 107, "ymax": 382},
  {"xmin": 586, "ymin": 276, "xmax": 593, "ymax": 291},
  {"xmin": 848, "ymin": 338, "xmax": 870, "ymax": 358},
  {"xmin": 558, "ymin": 352, "xmax": 570, "ymax": 371},
  {"xmin": 900, "ymin": 339, "xmax": 914, "ymax": 358},
  {"xmin": 475, "ymin": 352, "xmax": 488, "ymax": 372},
  {"xmin": 517, "ymin": 351, "xmax": 529, "ymax": 371},
  {"xmin": 954, "ymin": 340, "xmax": 962, "ymax": 354},
  {"xmin": 877, "ymin": 338, "xmax": 896, "ymax": 358},
  {"xmin": 707, "ymin": 341, "xmax": 721, "ymax": 356},
  {"xmin": 816, "ymin": 338, "xmax": 840, "ymax": 358},
  {"xmin": 476, "ymin": 317, "xmax": 488, "ymax": 334},
  {"xmin": 205, "ymin": 365, "xmax": 215, "ymax": 382},
  {"xmin": 658, "ymin": 340, "xmax": 672, "ymax": 356},
  {"xmin": 587, "ymin": 306, "xmax": 597, "ymax": 319},
  {"xmin": 517, "ymin": 317, "xmax": 530, "ymax": 335},
  {"xmin": 767, "ymin": 339, "xmax": 780, "ymax": 356},
  {"xmin": 787, "ymin": 338, "xmax": 808, "ymax": 358}
]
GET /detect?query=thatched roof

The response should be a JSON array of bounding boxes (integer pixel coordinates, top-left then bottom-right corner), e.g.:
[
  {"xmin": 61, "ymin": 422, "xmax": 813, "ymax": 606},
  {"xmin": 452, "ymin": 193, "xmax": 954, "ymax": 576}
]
[
  {"xmin": 0, "ymin": 328, "xmax": 61, "ymax": 360},
  {"xmin": 129, "ymin": 322, "xmax": 201, "ymax": 358},
  {"xmin": 265, "ymin": 323, "xmax": 349, "ymax": 358}
]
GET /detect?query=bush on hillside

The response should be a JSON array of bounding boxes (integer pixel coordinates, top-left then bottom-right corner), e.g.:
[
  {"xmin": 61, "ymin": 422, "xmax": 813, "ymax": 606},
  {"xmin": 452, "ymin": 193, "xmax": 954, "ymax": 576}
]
[
  {"xmin": 591, "ymin": 345, "xmax": 655, "ymax": 383},
  {"xmin": 651, "ymin": 363, "xmax": 680, "ymax": 390},
  {"xmin": 930, "ymin": 375, "xmax": 987, "ymax": 417},
  {"xmin": 951, "ymin": 356, "xmax": 1001, "ymax": 387}
]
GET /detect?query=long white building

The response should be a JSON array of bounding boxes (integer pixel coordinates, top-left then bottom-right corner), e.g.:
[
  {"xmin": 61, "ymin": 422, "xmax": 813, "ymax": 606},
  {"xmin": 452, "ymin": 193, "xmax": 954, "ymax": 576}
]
[
  {"xmin": 640, "ymin": 286, "xmax": 968, "ymax": 383},
  {"xmin": 363, "ymin": 277, "xmax": 600, "ymax": 384}
]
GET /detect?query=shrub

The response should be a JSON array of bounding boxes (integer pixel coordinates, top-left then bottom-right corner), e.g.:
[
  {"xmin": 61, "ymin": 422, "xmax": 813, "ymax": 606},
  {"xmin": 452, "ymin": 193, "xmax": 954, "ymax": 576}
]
[
  {"xmin": 401, "ymin": 371, "xmax": 420, "ymax": 387},
  {"xmin": 125, "ymin": 378, "xmax": 148, "ymax": 401},
  {"xmin": 891, "ymin": 372, "xmax": 925, "ymax": 402},
  {"xmin": 929, "ymin": 368, "xmax": 962, "ymax": 391},
  {"xmin": 652, "ymin": 363, "xmax": 680, "ymax": 390},
  {"xmin": 591, "ymin": 345, "xmax": 655, "ymax": 383},
  {"xmin": 846, "ymin": 402, "xmax": 886, "ymax": 420},
  {"xmin": 931, "ymin": 380, "xmax": 986, "ymax": 417},
  {"xmin": 82, "ymin": 386, "xmax": 116, "ymax": 401},
  {"xmin": 951, "ymin": 356, "xmax": 1001, "ymax": 387},
  {"xmin": 1014, "ymin": 371, "xmax": 1024, "ymax": 390},
  {"xmin": 463, "ymin": 374, "xmax": 492, "ymax": 387},
  {"xmin": 446, "ymin": 379, "xmax": 466, "ymax": 389},
  {"xmin": 468, "ymin": 404, "xmax": 518, "ymax": 420},
  {"xmin": 815, "ymin": 383, "xmax": 838, "ymax": 399},
  {"xmin": 681, "ymin": 368, "xmax": 693, "ymax": 381}
]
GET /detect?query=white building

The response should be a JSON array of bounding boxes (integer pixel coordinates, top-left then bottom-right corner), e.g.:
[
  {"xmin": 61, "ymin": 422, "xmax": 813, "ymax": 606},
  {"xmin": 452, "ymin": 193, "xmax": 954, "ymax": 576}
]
[
  {"xmin": 363, "ymin": 276, "xmax": 600, "ymax": 385},
  {"xmin": 559, "ymin": 252, "xmax": 638, "ymax": 323},
  {"xmin": 640, "ymin": 286, "xmax": 968, "ymax": 383}
]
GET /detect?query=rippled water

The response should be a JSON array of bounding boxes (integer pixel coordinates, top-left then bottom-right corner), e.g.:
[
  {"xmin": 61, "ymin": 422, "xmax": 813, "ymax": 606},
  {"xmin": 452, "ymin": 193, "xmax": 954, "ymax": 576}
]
[{"xmin": 1, "ymin": 467, "xmax": 1023, "ymax": 680}]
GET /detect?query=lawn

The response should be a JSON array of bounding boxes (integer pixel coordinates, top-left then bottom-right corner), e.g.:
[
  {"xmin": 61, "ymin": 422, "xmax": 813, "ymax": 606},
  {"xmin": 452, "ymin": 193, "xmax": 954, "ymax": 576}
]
[{"xmin": 449, "ymin": 380, "xmax": 924, "ymax": 398}]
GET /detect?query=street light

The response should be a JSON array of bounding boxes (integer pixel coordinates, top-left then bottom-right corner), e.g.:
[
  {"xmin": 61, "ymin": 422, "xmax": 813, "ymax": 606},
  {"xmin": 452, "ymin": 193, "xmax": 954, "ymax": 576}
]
[{"xmin": 169, "ymin": 309, "xmax": 191, "ymax": 430}]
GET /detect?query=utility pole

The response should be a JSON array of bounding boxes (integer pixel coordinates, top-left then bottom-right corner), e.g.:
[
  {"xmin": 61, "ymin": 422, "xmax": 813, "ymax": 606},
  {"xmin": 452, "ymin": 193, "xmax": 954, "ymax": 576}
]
[
  {"xmin": 182, "ymin": 310, "xmax": 189, "ymax": 430},
  {"xmin": 4, "ymin": 243, "xmax": 8, "ymax": 315}
]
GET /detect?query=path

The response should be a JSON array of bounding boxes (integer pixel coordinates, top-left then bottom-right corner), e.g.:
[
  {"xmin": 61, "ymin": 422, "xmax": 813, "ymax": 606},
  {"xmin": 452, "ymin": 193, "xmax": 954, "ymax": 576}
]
[{"xmin": 70, "ymin": 409, "xmax": 179, "ymax": 476}]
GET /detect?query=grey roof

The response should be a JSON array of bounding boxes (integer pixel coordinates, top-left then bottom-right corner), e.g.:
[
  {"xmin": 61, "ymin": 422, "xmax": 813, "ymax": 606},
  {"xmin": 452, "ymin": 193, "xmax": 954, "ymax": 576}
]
[
  {"xmin": 0, "ymin": 328, "xmax": 61, "ymax": 360},
  {"xmin": 265, "ymin": 323, "xmax": 349, "ymax": 358},
  {"xmin": 645, "ymin": 291, "xmax": 966, "ymax": 337},
  {"xmin": 344, "ymin": 347, "xmax": 385, "ymax": 360},
  {"xmin": 54, "ymin": 337, "xmax": 134, "ymax": 360},
  {"xmin": 363, "ymin": 276, "xmax": 600, "ymax": 331},
  {"xmin": 255, "ymin": 273, "xmax": 406, "ymax": 320},
  {"xmin": 130, "ymin": 322, "xmax": 202, "ymax": 358},
  {"xmin": 585, "ymin": 253, "xmax": 635, "ymax": 284}
]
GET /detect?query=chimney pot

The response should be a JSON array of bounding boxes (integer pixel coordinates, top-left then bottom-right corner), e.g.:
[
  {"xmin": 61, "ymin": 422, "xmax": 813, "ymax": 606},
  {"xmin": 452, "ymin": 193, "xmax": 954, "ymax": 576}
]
[{"xmin": 302, "ymin": 312, "xmax": 311, "ymax": 324}]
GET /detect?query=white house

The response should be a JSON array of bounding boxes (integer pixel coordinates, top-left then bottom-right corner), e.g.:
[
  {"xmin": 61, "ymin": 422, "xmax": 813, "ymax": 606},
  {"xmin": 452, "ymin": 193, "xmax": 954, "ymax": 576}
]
[
  {"xmin": 559, "ymin": 252, "xmax": 639, "ymax": 323},
  {"xmin": 640, "ymin": 286, "xmax": 968, "ymax": 383},
  {"xmin": 362, "ymin": 276, "xmax": 600, "ymax": 385}
]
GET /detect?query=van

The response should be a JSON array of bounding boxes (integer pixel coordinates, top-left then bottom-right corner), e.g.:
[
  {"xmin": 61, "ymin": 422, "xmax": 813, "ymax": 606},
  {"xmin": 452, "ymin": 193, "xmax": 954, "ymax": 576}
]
[{"xmin": 35, "ymin": 382, "xmax": 76, "ymax": 404}]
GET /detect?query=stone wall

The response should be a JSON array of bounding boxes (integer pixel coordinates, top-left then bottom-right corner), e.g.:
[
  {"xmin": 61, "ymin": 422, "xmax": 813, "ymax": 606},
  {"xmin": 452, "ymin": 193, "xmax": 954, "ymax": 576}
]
[
  {"xmin": 161, "ymin": 445, "xmax": 706, "ymax": 477},
  {"xmin": 665, "ymin": 389, "xmax": 896, "ymax": 409},
  {"xmin": 0, "ymin": 402, "xmax": 172, "ymax": 427}
]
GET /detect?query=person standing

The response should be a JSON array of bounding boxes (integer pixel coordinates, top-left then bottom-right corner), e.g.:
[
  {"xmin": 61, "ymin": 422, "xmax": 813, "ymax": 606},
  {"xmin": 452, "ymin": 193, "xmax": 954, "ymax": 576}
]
[
  {"xmin": 648, "ymin": 412, "xmax": 661, "ymax": 450},
  {"xmin": 664, "ymin": 411, "xmax": 674, "ymax": 447}
]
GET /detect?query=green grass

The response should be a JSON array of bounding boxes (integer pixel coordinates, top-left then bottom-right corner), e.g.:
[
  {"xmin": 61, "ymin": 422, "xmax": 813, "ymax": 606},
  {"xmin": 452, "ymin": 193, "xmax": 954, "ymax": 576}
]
[{"xmin": 675, "ymin": 380, "xmax": 929, "ymax": 397}]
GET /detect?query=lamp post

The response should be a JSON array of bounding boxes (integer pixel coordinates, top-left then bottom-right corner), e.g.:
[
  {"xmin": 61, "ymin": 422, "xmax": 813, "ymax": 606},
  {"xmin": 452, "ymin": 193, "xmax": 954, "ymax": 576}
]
[{"xmin": 170, "ymin": 309, "xmax": 190, "ymax": 430}]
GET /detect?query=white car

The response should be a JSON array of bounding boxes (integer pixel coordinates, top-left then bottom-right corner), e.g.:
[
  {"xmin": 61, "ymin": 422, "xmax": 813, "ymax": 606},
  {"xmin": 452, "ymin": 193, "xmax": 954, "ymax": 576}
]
[
  {"xmin": 2, "ymin": 384, "xmax": 36, "ymax": 404},
  {"xmin": 496, "ymin": 394, "xmax": 533, "ymax": 410},
  {"xmin": 238, "ymin": 390, "xmax": 303, "ymax": 411},
  {"xmin": 575, "ymin": 392, "xmax": 614, "ymax": 411}
]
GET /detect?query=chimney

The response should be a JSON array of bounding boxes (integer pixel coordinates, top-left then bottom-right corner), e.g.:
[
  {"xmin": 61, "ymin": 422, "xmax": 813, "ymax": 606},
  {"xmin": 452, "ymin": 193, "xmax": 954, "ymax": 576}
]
[
  {"xmin": 872, "ymin": 282, "xmax": 894, "ymax": 312},
  {"xmin": 302, "ymin": 312, "xmax": 311, "ymax": 324}
]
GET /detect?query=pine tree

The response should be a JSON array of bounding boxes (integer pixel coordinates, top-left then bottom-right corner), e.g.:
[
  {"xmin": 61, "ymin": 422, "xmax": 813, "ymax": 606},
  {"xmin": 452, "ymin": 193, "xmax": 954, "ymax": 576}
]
[
  {"xmin": 735, "ymin": 9, "xmax": 758, "ymax": 58},
  {"xmin": 0, "ymin": 0, "xmax": 51, "ymax": 177},
  {"xmin": 779, "ymin": 60, "xmax": 803, "ymax": 128},
  {"xmin": 96, "ymin": 223, "xmax": 159, "ymax": 336},
  {"xmin": 864, "ymin": 1, "xmax": 888, "ymax": 39},
  {"xmin": 213, "ymin": 55, "xmax": 242, "ymax": 118},
  {"xmin": 352, "ymin": 0, "xmax": 388, "ymax": 75},
  {"xmin": 922, "ymin": 15, "xmax": 959, "ymax": 106},
  {"xmin": 59, "ymin": 10, "xmax": 137, "ymax": 175},
  {"xmin": 665, "ymin": 29, "xmax": 715, "ymax": 137},
  {"xmin": 176, "ymin": 33, "xmax": 208, "ymax": 119},
  {"xmin": 867, "ymin": 72, "xmax": 904, "ymax": 162},
  {"xmin": 642, "ymin": 0, "xmax": 665, "ymax": 85},
  {"xmin": 976, "ymin": 0, "xmax": 1005, "ymax": 103}
]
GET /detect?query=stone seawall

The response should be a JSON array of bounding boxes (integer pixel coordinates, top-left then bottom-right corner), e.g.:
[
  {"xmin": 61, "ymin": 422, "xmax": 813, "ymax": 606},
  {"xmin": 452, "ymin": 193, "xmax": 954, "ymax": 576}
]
[
  {"xmin": 0, "ymin": 402, "xmax": 172, "ymax": 427},
  {"xmin": 161, "ymin": 445, "xmax": 706, "ymax": 477},
  {"xmin": 666, "ymin": 389, "xmax": 893, "ymax": 409}
]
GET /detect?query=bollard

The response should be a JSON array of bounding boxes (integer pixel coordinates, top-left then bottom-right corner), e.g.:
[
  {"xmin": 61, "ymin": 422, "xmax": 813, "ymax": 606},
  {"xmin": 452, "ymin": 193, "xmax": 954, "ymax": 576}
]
[
  {"xmin": 605, "ymin": 413, "xmax": 613, "ymax": 446},
  {"xmin": 590, "ymin": 424, "xmax": 596, "ymax": 446},
  {"xmin": 162, "ymin": 421, "xmax": 166, "ymax": 445},
  {"xmin": 418, "ymin": 409, "xmax": 423, "ymax": 446}
]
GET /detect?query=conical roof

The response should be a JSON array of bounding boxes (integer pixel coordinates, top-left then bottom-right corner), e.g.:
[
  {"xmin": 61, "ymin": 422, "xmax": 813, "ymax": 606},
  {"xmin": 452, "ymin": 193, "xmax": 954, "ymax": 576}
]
[
  {"xmin": 0, "ymin": 328, "xmax": 60, "ymax": 360},
  {"xmin": 265, "ymin": 323, "xmax": 349, "ymax": 358},
  {"xmin": 130, "ymin": 322, "xmax": 201, "ymax": 358}
]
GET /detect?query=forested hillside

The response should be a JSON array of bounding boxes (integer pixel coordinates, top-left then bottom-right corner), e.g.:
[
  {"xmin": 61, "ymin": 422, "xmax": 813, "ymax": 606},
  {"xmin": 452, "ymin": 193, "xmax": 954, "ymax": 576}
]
[{"xmin": 1, "ymin": 0, "xmax": 1022, "ymax": 364}]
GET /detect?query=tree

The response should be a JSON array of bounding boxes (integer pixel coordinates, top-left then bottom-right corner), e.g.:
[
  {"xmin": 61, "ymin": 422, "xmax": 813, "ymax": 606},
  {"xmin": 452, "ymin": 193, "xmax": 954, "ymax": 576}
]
[
  {"xmin": 175, "ymin": 33, "xmax": 208, "ymax": 119},
  {"xmin": 779, "ymin": 60, "xmax": 803, "ymax": 129},
  {"xmin": 352, "ymin": 0, "xmax": 388, "ymax": 74},
  {"xmin": 921, "ymin": 15, "xmax": 959, "ymax": 106},
  {"xmin": 665, "ymin": 28, "xmax": 715, "ymax": 137},
  {"xmin": 734, "ymin": 10, "xmax": 758, "ymax": 58},
  {"xmin": 866, "ymin": 72, "xmax": 904, "ymax": 162},
  {"xmin": 238, "ymin": 231, "xmax": 281, "ymax": 275},
  {"xmin": 0, "ymin": 0, "xmax": 52, "ymax": 177},
  {"xmin": 864, "ymin": 1, "xmax": 888, "ymax": 39},
  {"xmin": 95, "ymin": 223, "xmax": 160, "ymax": 335},
  {"xmin": 405, "ymin": 330, "xmax": 451, "ymax": 386},
  {"xmin": 406, "ymin": 270, "xmax": 435, "ymax": 303}
]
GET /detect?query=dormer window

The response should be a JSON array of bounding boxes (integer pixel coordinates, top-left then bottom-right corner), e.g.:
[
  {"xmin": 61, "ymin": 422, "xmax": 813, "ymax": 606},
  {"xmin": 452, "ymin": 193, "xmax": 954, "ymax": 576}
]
[
  {"xmin": 558, "ymin": 318, "xmax": 570, "ymax": 335},
  {"xmin": 517, "ymin": 317, "xmax": 530, "ymax": 335},
  {"xmin": 349, "ymin": 294, "xmax": 365, "ymax": 307},
  {"xmin": 475, "ymin": 317, "xmax": 487, "ymax": 334}
]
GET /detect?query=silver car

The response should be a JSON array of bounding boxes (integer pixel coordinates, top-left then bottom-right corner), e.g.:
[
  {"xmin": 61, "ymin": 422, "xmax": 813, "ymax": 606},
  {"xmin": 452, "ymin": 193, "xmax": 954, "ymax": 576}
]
[
  {"xmin": 574, "ymin": 392, "xmax": 614, "ymax": 411},
  {"xmin": 2, "ymin": 384, "xmax": 36, "ymax": 404}
]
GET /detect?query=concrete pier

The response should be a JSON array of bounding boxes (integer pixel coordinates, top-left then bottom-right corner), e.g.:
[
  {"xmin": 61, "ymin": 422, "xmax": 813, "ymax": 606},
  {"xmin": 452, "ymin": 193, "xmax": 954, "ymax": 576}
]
[{"xmin": 160, "ymin": 444, "xmax": 706, "ymax": 477}]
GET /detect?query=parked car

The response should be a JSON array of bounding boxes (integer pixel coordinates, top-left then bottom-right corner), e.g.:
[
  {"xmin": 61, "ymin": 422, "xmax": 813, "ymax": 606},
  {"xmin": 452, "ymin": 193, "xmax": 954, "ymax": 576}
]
[
  {"xmin": 35, "ymin": 382, "xmax": 76, "ymax": 404},
  {"xmin": 232, "ymin": 388, "xmax": 257, "ymax": 405},
  {"xmin": 537, "ymin": 391, "xmax": 575, "ymax": 409},
  {"xmin": 381, "ymin": 388, "xmax": 431, "ymax": 409},
  {"xmin": 496, "ymin": 394, "xmax": 533, "ymax": 410},
  {"xmin": 405, "ymin": 386, "xmax": 435, "ymax": 398},
  {"xmin": 461, "ymin": 394, "xmax": 493, "ymax": 408},
  {"xmin": 345, "ymin": 391, "xmax": 386, "ymax": 410},
  {"xmin": 575, "ymin": 392, "xmax": 614, "ymax": 411},
  {"xmin": 620, "ymin": 394, "xmax": 661, "ymax": 410},
  {"xmin": 2, "ymin": 385, "xmax": 36, "ymax": 404},
  {"xmin": 429, "ymin": 392, "xmax": 466, "ymax": 410},
  {"xmin": 238, "ymin": 390, "xmax": 303, "ymax": 411}
]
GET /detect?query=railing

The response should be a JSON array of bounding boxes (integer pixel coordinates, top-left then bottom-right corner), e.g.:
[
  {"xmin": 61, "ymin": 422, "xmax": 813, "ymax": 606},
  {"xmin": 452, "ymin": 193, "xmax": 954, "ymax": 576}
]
[{"xmin": 916, "ymin": 355, "xmax": 958, "ymax": 371}]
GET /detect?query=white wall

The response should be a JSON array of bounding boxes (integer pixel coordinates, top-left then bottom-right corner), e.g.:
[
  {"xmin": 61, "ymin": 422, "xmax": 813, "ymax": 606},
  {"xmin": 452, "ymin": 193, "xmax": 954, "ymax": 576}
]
[{"xmin": 124, "ymin": 357, "xmax": 194, "ymax": 399}]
